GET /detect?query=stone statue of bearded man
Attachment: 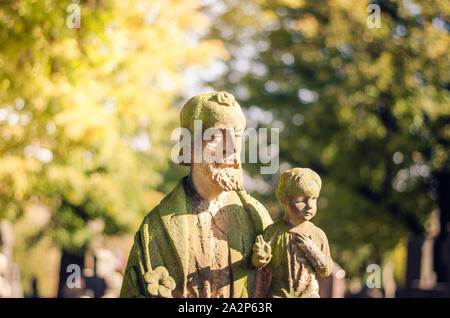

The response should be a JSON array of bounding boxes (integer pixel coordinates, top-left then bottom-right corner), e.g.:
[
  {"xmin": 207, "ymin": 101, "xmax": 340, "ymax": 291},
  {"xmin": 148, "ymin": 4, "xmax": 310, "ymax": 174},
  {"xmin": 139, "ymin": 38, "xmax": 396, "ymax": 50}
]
[{"xmin": 120, "ymin": 92, "xmax": 273, "ymax": 298}]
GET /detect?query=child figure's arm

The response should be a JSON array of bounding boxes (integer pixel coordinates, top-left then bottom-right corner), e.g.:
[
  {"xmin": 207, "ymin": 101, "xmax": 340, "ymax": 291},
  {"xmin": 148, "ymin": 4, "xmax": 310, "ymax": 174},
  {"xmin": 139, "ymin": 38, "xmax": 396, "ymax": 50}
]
[{"xmin": 294, "ymin": 230, "xmax": 333, "ymax": 277}]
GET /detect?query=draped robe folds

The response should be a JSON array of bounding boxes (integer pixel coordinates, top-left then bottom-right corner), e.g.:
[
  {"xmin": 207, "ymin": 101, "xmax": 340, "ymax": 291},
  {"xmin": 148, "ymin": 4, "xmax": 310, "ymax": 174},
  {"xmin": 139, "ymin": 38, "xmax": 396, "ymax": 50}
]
[
  {"xmin": 255, "ymin": 220, "xmax": 333, "ymax": 298},
  {"xmin": 120, "ymin": 176, "xmax": 273, "ymax": 298}
]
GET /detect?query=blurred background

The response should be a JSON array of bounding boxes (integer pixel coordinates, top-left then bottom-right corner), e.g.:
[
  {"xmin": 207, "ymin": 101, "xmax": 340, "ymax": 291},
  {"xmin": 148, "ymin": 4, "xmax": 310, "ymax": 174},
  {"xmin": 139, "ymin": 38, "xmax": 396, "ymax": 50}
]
[{"xmin": 0, "ymin": 0, "xmax": 448, "ymax": 298}]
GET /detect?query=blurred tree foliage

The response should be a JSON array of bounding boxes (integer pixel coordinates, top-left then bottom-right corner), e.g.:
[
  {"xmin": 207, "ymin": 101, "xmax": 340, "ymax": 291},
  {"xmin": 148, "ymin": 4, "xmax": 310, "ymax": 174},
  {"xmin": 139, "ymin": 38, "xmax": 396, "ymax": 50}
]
[
  {"xmin": 210, "ymin": 0, "xmax": 449, "ymax": 279},
  {"xmin": 0, "ymin": 0, "xmax": 227, "ymax": 255}
]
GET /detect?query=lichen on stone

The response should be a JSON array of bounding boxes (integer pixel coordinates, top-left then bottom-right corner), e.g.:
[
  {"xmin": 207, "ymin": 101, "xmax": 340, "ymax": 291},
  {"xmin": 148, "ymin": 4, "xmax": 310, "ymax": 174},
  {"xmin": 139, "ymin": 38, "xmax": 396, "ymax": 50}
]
[
  {"xmin": 275, "ymin": 168, "xmax": 322, "ymax": 204},
  {"xmin": 143, "ymin": 266, "xmax": 176, "ymax": 298}
]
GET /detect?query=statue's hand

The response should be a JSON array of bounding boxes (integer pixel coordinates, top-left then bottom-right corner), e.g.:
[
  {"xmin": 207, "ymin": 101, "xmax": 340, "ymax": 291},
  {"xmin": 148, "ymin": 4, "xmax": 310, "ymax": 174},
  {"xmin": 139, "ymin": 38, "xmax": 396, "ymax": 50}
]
[
  {"xmin": 294, "ymin": 233, "xmax": 315, "ymax": 252},
  {"xmin": 143, "ymin": 266, "xmax": 176, "ymax": 298},
  {"xmin": 252, "ymin": 235, "xmax": 272, "ymax": 269}
]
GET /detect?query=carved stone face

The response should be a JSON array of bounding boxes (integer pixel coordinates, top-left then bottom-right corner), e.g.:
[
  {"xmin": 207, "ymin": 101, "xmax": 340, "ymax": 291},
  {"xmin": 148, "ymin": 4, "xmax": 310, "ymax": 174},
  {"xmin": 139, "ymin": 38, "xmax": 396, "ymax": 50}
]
[
  {"xmin": 285, "ymin": 194, "xmax": 317, "ymax": 224},
  {"xmin": 195, "ymin": 127, "xmax": 244, "ymax": 192}
]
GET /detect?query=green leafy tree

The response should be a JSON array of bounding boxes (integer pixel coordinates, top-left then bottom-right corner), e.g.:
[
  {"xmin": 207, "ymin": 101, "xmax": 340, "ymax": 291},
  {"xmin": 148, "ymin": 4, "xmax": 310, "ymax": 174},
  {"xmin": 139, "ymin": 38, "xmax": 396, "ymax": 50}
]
[
  {"xmin": 0, "ymin": 0, "xmax": 227, "ymax": 295},
  {"xmin": 210, "ymin": 0, "xmax": 449, "ymax": 282}
]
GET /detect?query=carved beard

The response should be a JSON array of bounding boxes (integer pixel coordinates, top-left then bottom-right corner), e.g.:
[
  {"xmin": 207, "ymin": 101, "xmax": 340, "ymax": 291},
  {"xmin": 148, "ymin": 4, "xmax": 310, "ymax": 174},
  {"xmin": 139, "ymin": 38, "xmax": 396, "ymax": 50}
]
[{"xmin": 207, "ymin": 163, "xmax": 244, "ymax": 192}]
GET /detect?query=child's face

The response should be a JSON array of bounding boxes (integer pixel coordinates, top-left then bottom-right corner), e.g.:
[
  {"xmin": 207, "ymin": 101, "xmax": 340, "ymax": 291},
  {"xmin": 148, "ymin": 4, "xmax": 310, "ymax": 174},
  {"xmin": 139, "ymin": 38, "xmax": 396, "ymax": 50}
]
[{"xmin": 285, "ymin": 195, "xmax": 317, "ymax": 224}]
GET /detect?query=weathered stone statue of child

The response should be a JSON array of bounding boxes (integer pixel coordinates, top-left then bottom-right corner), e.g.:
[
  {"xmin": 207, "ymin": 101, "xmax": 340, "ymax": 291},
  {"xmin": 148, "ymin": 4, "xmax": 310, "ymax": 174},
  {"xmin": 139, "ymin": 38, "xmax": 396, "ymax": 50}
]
[{"xmin": 252, "ymin": 168, "xmax": 333, "ymax": 298}]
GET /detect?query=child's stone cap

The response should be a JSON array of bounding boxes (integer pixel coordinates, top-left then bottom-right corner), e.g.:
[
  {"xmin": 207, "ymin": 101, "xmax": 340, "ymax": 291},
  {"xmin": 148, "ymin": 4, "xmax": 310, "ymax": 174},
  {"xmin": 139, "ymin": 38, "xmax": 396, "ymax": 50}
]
[{"xmin": 275, "ymin": 168, "xmax": 322, "ymax": 203}]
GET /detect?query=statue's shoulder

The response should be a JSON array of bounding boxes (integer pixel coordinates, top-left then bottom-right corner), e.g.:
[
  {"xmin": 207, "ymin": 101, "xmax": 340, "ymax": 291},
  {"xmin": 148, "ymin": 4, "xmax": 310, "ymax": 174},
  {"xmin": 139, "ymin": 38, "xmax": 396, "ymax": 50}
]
[
  {"xmin": 309, "ymin": 222, "xmax": 329, "ymax": 243},
  {"xmin": 142, "ymin": 177, "xmax": 188, "ymax": 224},
  {"xmin": 237, "ymin": 190, "xmax": 273, "ymax": 230},
  {"xmin": 237, "ymin": 189, "xmax": 268, "ymax": 214},
  {"xmin": 266, "ymin": 219, "xmax": 286, "ymax": 231},
  {"xmin": 262, "ymin": 219, "xmax": 288, "ymax": 240}
]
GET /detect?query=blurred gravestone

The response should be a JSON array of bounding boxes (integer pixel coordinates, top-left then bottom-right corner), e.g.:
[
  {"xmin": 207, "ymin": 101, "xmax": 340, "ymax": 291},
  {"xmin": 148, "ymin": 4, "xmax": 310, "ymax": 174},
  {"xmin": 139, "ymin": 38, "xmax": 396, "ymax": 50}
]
[
  {"xmin": 403, "ymin": 210, "xmax": 449, "ymax": 297},
  {"xmin": 0, "ymin": 253, "xmax": 11, "ymax": 297},
  {"xmin": 444, "ymin": 232, "xmax": 450, "ymax": 297},
  {"xmin": 84, "ymin": 248, "xmax": 123, "ymax": 298},
  {"xmin": 27, "ymin": 277, "xmax": 39, "ymax": 298},
  {"xmin": 57, "ymin": 251, "xmax": 85, "ymax": 298},
  {"xmin": 405, "ymin": 235, "xmax": 423, "ymax": 294},
  {"xmin": 0, "ymin": 220, "xmax": 23, "ymax": 297}
]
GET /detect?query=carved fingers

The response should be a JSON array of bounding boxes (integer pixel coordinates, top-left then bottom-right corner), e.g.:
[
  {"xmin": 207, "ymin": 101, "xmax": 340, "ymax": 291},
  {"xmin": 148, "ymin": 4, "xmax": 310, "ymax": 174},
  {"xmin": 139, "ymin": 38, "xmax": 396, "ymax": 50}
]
[
  {"xmin": 294, "ymin": 233, "xmax": 314, "ymax": 252},
  {"xmin": 252, "ymin": 235, "xmax": 272, "ymax": 269}
]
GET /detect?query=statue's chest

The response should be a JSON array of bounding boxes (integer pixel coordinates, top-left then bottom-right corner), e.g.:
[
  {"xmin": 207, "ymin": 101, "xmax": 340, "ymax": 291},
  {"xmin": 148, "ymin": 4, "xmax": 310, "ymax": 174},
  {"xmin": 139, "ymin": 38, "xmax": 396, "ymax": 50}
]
[
  {"xmin": 191, "ymin": 206, "xmax": 232, "ymax": 263},
  {"xmin": 188, "ymin": 193, "xmax": 254, "ymax": 267},
  {"xmin": 187, "ymin": 207, "xmax": 234, "ymax": 297}
]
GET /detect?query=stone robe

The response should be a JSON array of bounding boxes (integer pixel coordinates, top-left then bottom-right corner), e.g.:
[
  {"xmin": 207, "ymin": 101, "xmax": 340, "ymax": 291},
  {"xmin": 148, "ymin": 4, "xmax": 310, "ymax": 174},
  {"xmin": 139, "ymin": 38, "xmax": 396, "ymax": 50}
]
[
  {"xmin": 120, "ymin": 176, "xmax": 272, "ymax": 298},
  {"xmin": 256, "ymin": 220, "xmax": 333, "ymax": 298}
]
